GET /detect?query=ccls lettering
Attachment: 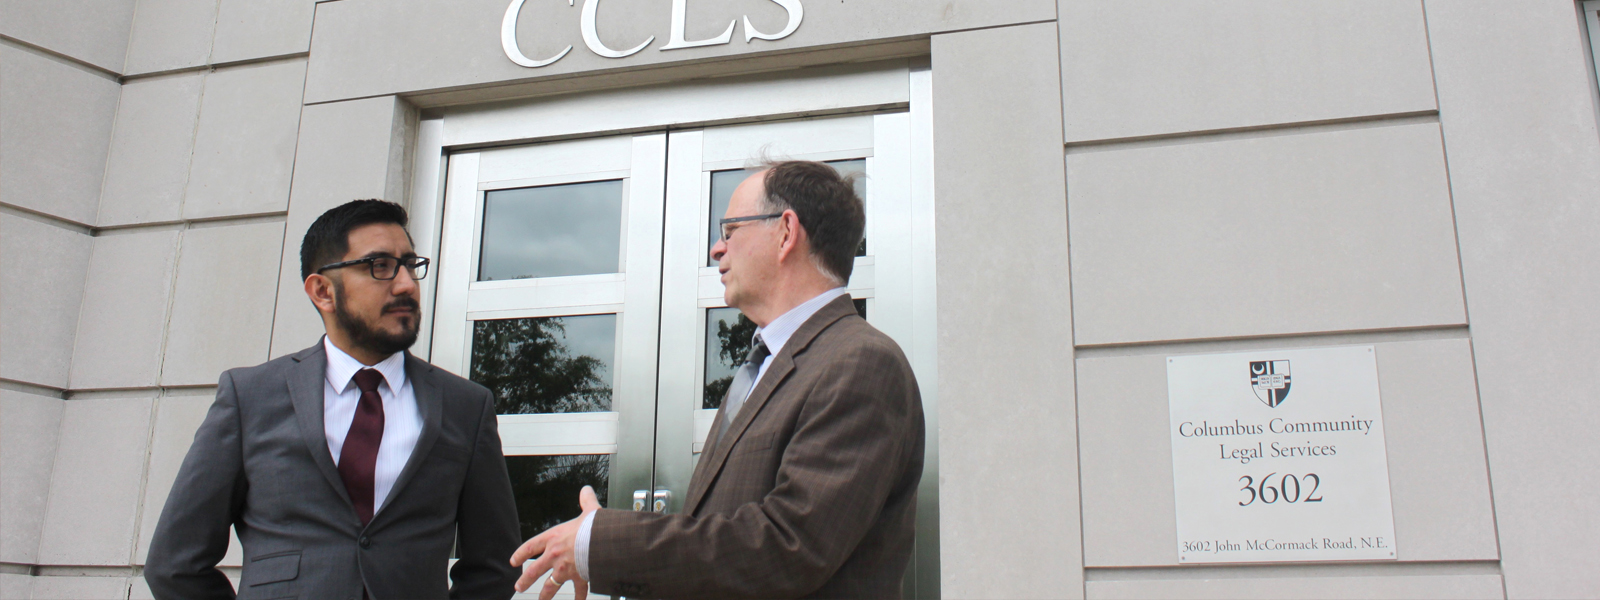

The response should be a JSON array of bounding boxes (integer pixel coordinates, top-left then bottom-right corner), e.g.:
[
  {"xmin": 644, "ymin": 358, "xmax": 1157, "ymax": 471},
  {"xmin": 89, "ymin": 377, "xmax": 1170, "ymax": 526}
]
[{"xmin": 503, "ymin": 0, "xmax": 803, "ymax": 68}]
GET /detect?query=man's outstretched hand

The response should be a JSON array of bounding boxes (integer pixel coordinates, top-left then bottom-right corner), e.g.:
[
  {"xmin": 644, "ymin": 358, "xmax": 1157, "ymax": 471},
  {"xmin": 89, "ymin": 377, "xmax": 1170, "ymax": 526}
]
[{"xmin": 511, "ymin": 485, "xmax": 602, "ymax": 600}]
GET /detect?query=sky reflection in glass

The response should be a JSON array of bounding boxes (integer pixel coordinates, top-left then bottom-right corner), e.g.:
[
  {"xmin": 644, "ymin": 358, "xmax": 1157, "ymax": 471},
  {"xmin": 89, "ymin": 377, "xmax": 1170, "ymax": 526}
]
[
  {"xmin": 706, "ymin": 160, "xmax": 867, "ymax": 267},
  {"xmin": 480, "ymin": 179, "xmax": 623, "ymax": 281}
]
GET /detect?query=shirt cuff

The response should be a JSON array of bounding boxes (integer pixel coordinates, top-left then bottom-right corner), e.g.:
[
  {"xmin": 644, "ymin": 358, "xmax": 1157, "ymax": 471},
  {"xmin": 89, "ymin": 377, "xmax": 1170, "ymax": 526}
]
[{"xmin": 575, "ymin": 510, "xmax": 596, "ymax": 581}]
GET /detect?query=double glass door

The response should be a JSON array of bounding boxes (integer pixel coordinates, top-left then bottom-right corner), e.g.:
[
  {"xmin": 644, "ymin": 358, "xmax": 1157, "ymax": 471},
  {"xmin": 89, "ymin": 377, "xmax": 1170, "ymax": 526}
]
[{"xmin": 431, "ymin": 113, "xmax": 928, "ymax": 582}]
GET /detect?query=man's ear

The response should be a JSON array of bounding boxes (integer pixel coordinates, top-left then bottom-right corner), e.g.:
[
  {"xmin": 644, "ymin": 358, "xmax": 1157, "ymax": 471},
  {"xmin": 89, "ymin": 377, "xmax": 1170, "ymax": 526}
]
[
  {"xmin": 775, "ymin": 210, "xmax": 805, "ymax": 263},
  {"xmin": 304, "ymin": 273, "xmax": 338, "ymax": 314}
]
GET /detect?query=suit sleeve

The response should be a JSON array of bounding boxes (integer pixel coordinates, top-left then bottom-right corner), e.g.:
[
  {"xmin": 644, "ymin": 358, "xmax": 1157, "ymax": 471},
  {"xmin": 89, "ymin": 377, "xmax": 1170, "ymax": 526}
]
[
  {"xmin": 448, "ymin": 387, "xmax": 522, "ymax": 599},
  {"xmin": 144, "ymin": 371, "xmax": 248, "ymax": 600},
  {"xmin": 588, "ymin": 343, "xmax": 920, "ymax": 599}
]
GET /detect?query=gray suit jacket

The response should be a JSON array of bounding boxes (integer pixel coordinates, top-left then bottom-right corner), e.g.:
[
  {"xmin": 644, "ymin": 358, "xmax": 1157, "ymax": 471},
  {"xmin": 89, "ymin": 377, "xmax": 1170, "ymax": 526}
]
[
  {"xmin": 144, "ymin": 343, "xmax": 521, "ymax": 600},
  {"xmin": 589, "ymin": 295, "xmax": 926, "ymax": 599}
]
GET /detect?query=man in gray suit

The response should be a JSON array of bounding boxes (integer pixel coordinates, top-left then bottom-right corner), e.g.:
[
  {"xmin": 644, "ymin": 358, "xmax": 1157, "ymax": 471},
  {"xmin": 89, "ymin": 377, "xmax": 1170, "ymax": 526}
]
[
  {"xmin": 512, "ymin": 161, "xmax": 926, "ymax": 599},
  {"xmin": 145, "ymin": 200, "xmax": 521, "ymax": 599}
]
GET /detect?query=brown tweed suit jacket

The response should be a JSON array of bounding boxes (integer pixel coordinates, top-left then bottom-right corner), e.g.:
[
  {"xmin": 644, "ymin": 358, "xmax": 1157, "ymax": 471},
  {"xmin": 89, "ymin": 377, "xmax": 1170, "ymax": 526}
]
[{"xmin": 589, "ymin": 295, "xmax": 925, "ymax": 599}]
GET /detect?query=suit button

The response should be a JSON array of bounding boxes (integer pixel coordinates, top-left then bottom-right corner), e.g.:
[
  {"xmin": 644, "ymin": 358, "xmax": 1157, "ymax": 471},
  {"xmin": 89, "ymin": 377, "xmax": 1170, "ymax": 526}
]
[{"xmin": 359, "ymin": 536, "xmax": 370, "ymax": 548}]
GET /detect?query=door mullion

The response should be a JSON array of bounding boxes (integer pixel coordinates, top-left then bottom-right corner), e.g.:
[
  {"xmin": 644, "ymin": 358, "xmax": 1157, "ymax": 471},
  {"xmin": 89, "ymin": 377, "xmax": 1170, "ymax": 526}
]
[
  {"xmin": 649, "ymin": 129, "xmax": 709, "ymax": 515},
  {"xmin": 609, "ymin": 132, "xmax": 670, "ymax": 512}
]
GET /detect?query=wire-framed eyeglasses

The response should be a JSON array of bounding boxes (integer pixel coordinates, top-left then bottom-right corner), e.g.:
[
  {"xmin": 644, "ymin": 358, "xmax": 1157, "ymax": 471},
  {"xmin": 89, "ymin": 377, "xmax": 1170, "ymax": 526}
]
[
  {"xmin": 718, "ymin": 212, "xmax": 785, "ymax": 241},
  {"xmin": 317, "ymin": 255, "xmax": 431, "ymax": 280}
]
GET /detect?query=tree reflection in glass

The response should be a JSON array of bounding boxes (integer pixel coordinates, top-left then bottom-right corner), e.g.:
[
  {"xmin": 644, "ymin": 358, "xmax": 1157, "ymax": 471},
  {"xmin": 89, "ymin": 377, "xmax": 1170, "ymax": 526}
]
[
  {"xmin": 471, "ymin": 314, "xmax": 616, "ymax": 414},
  {"xmin": 702, "ymin": 301, "xmax": 864, "ymax": 409},
  {"xmin": 703, "ymin": 308, "xmax": 756, "ymax": 409},
  {"xmin": 506, "ymin": 454, "xmax": 610, "ymax": 541}
]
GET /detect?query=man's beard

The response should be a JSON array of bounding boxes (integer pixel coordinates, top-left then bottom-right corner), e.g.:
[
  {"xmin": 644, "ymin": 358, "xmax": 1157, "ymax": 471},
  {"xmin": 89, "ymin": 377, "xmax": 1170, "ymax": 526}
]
[{"xmin": 333, "ymin": 291, "xmax": 420, "ymax": 357}]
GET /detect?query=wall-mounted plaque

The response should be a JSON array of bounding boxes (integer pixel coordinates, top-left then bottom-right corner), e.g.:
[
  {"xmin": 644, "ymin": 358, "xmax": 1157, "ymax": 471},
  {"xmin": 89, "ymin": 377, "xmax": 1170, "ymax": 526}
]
[{"xmin": 1167, "ymin": 345, "xmax": 1396, "ymax": 563}]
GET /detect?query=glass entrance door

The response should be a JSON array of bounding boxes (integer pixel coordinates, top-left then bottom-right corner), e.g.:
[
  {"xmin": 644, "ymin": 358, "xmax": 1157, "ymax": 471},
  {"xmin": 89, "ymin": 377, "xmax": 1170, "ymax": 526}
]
[
  {"xmin": 431, "ymin": 111, "xmax": 935, "ymax": 595},
  {"xmin": 433, "ymin": 133, "xmax": 668, "ymax": 537}
]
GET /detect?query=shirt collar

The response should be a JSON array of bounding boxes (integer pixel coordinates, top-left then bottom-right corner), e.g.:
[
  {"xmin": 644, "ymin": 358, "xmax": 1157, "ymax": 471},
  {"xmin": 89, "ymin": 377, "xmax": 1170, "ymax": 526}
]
[
  {"xmin": 323, "ymin": 336, "xmax": 407, "ymax": 394},
  {"xmin": 755, "ymin": 288, "xmax": 849, "ymax": 359}
]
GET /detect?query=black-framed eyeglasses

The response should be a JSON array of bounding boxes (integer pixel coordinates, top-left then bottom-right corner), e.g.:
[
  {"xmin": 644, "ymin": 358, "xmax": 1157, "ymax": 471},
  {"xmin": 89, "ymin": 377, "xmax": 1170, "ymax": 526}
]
[
  {"xmin": 718, "ymin": 212, "xmax": 785, "ymax": 241},
  {"xmin": 317, "ymin": 255, "xmax": 431, "ymax": 280}
]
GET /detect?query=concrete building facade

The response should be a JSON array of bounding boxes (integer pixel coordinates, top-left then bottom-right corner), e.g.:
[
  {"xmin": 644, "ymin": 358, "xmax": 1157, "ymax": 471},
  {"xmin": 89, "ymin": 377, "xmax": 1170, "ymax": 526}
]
[{"xmin": 2, "ymin": 0, "xmax": 1599, "ymax": 598}]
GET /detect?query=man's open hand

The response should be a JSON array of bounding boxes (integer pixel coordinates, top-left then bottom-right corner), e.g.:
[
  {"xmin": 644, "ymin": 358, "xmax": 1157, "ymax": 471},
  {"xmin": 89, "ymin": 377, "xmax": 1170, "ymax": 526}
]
[{"xmin": 510, "ymin": 485, "xmax": 602, "ymax": 600}]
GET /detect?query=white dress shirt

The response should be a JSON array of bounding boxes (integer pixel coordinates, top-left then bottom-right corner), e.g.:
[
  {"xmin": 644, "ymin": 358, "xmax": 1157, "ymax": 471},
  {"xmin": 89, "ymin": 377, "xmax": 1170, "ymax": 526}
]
[
  {"xmin": 323, "ymin": 336, "xmax": 423, "ymax": 514},
  {"xmin": 574, "ymin": 288, "xmax": 850, "ymax": 580}
]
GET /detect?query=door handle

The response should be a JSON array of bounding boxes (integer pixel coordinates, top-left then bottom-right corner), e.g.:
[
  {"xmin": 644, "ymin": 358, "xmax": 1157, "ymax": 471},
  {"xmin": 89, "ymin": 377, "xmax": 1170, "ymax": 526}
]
[
  {"xmin": 634, "ymin": 489, "xmax": 671, "ymax": 512},
  {"xmin": 652, "ymin": 489, "xmax": 671, "ymax": 513}
]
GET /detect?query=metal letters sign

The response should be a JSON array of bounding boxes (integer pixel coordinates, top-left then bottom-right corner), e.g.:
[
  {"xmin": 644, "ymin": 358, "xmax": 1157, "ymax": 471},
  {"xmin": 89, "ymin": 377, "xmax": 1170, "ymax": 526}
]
[
  {"xmin": 503, "ymin": 0, "xmax": 804, "ymax": 68},
  {"xmin": 1167, "ymin": 345, "xmax": 1397, "ymax": 563}
]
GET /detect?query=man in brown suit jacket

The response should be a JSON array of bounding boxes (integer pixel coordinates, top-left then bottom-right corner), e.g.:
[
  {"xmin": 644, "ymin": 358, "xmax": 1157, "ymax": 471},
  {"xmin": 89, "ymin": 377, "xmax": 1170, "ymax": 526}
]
[{"xmin": 511, "ymin": 161, "xmax": 926, "ymax": 599}]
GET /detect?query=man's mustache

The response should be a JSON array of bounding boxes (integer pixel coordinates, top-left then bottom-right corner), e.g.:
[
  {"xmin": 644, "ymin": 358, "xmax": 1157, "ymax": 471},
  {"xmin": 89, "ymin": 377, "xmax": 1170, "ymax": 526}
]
[{"xmin": 383, "ymin": 298, "xmax": 421, "ymax": 313}]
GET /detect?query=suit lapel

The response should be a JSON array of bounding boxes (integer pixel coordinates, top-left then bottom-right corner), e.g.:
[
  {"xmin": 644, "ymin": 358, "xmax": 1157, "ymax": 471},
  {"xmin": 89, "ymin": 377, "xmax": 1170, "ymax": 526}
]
[
  {"xmin": 287, "ymin": 343, "xmax": 353, "ymax": 508},
  {"xmin": 684, "ymin": 357, "xmax": 795, "ymax": 513},
  {"xmin": 373, "ymin": 353, "xmax": 443, "ymax": 523},
  {"xmin": 683, "ymin": 296, "xmax": 857, "ymax": 514}
]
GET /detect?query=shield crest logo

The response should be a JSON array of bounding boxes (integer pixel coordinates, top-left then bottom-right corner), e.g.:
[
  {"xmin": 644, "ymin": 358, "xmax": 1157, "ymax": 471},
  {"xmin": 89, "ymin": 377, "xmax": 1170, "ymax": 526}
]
[{"xmin": 1250, "ymin": 360, "xmax": 1291, "ymax": 408}]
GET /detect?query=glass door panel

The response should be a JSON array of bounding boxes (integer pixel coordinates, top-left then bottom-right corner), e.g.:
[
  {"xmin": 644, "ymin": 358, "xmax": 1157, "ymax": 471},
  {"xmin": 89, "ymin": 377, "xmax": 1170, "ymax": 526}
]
[
  {"xmin": 479, "ymin": 180, "xmax": 625, "ymax": 281},
  {"xmin": 472, "ymin": 311, "xmax": 619, "ymax": 415},
  {"xmin": 434, "ymin": 132, "xmax": 666, "ymax": 523},
  {"xmin": 507, "ymin": 454, "xmax": 611, "ymax": 542},
  {"xmin": 701, "ymin": 307, "xmax": 754, "ymax": 411},
  {"xmin": 705, "ymin": 160, "xmax": 868, "ymax": 267}
]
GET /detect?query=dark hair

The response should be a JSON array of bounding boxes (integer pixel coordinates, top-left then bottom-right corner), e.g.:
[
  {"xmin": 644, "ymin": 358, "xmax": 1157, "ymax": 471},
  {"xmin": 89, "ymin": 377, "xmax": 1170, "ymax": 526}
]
[
  {"xmin": 758, "ymin": 161, "xmax": 865, "ymax": 283},
  {"xmin": 300, "ymin": 199, "xmax": 410, "ymax": 281}
]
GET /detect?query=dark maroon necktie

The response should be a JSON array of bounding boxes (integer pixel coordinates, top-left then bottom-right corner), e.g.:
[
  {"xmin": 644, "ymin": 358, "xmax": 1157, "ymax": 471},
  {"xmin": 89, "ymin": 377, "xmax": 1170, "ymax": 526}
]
[{"xmin": 340, "ymin": 369, "xmax": 385, "ymax": 526}]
